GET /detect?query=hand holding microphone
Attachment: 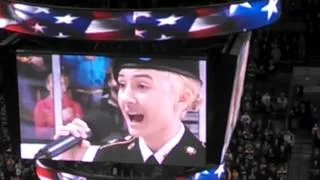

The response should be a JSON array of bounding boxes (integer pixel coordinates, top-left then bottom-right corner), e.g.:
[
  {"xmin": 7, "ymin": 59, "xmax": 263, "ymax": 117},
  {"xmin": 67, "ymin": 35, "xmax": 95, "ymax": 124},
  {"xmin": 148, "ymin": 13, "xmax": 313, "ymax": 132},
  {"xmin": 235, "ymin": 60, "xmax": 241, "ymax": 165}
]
[{"xmin": 35, "ymin": 118, "xmax": 92, "ymax": 161}]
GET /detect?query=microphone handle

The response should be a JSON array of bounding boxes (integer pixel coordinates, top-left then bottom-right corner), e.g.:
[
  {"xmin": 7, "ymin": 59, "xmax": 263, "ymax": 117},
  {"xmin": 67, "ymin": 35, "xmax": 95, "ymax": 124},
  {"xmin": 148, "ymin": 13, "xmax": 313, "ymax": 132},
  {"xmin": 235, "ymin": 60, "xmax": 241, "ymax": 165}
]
[
  {"xmin": 35, "ymin": 131, "xmax": 92, "ymax": 159},
  {"xmin": 48, "ymin": 136, "xmax": 83, "ymax": 158}
]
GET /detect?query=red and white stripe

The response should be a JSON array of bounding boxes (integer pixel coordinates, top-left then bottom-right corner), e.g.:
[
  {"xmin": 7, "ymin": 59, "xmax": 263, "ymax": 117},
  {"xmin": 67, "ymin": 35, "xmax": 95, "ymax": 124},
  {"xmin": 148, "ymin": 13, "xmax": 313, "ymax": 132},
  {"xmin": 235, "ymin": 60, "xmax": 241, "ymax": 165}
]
[
  {"xmin": 36, "ymin": 160, "xmax": 58, "ymax": 180},
  {"xmin": 188, "ymin": 8, "xmax": 220, "ymax": 38},
  {"xmin": 1, "ymin": 3, "xmax": 38, "ymax": 35},
  {"xmin": 85, "ymin": 11, "xmax": 124, "ymax": 40},
  {"xmin": 220, "ymin": 35, "xmax": 250, "ymax": 162}
]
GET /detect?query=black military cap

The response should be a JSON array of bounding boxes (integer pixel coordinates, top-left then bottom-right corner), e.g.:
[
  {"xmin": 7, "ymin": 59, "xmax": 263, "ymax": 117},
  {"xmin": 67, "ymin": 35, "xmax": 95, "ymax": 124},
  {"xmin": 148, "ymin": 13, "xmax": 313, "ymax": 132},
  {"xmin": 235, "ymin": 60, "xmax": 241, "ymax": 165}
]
[{"xmin": 112, "ymin": 57, "xmax": 201, "ymax": 82}]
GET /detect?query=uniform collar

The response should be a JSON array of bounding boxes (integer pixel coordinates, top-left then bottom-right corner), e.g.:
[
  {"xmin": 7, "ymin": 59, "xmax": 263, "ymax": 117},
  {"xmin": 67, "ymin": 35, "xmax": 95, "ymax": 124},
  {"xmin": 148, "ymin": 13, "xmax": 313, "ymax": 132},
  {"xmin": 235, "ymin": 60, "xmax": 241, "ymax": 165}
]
[{"xmin": 139, "ymin": 123, "xmax": 185, "ymax": 164}]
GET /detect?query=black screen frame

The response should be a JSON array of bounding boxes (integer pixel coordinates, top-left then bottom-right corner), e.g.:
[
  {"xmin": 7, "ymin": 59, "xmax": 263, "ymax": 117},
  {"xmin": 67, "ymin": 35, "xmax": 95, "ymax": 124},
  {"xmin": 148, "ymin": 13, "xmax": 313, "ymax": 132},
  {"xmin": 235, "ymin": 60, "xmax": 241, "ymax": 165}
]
[
  {"xmin": 14, "ymin": 49, "xmax": 216, "ymax": 166},
  {"xmin": 2, "ymin": 47, "xmax": 242, "ymax": 168}
]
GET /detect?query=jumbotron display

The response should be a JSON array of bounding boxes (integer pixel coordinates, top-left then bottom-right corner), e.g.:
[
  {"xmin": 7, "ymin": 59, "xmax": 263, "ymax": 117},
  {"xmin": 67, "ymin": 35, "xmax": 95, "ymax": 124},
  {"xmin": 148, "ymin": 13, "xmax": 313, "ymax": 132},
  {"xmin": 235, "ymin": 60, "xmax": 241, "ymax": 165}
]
[
  {"xmin": 17, "ymin": 52, "xmax": 207, "ymax": 166},
  {"xmin": 0, "ymin": 0, "xmax": 281, "ymax": 40}
]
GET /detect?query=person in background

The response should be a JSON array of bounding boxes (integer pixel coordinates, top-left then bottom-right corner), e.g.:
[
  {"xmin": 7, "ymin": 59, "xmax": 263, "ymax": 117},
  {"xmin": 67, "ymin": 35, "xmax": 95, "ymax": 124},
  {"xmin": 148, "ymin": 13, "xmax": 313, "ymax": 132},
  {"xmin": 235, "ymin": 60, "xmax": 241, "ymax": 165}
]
[
  {"xmin": 33, "ymin": 73, "xmax": 83, "ymax": 139},
  {"xmin": 16, "ymin": 55, "xmax": 52, "ymax": 140},
  {"xmin": 61, "ymin": 55, "xmax": 111, "ymax": 113},
  {"xmin": 276, "ymin": 92, "xmax": 288, "ymax": 111},
  {"xmin": 86, "ymin": 65, "xmax": 127, "ymax": 144},
  {"xmin": 16, "ymin": 55, "xmax": 50, "ymax": 121}
]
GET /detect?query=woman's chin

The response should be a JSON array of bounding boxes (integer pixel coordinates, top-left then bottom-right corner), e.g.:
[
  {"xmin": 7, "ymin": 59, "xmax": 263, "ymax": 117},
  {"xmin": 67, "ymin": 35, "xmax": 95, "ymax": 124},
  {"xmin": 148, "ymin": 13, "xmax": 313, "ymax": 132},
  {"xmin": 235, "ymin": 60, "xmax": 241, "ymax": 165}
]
[{"xmin": 128, "ymin": 129, "xmax": 140, "ymax": 137}]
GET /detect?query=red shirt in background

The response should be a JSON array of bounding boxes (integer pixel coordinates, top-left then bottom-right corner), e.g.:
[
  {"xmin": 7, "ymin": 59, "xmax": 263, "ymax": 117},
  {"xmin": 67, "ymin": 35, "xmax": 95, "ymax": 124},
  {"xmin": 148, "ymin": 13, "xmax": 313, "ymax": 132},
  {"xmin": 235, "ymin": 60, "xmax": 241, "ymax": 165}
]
[{"xmin": 33, "ymin": 95, "xmax": 83, "ymax": 139}]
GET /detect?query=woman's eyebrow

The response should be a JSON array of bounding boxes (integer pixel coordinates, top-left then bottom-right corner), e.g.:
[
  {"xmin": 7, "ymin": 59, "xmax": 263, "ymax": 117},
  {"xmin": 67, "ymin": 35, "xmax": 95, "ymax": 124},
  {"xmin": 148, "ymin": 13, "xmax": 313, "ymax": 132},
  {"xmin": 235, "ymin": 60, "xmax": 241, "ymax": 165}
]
[{"xmin": 118, "ymin": 73, "xmax": 154, "ymax": 81}]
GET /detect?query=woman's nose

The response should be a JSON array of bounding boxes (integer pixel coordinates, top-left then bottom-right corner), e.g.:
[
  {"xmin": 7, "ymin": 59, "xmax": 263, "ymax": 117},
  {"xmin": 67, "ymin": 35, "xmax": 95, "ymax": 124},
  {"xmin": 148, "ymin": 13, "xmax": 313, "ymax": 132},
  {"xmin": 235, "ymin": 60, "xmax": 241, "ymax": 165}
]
[{"xmin": 121, "ymin": 87, "xmax": 136, "ymax": 104}]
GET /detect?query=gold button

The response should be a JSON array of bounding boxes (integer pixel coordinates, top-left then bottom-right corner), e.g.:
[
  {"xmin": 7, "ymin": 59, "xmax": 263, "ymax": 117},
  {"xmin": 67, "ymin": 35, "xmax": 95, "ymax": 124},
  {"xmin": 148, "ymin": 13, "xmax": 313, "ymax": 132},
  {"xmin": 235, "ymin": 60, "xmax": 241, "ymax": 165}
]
[
  {"xmin": 124, "ymin": 135, "xmax": 132, "ymax": 141},
  {"xmin": 202, "ymin": 142, "xmax": 206, "ymax": 148},
  {"xmin": 127, "ymin": 142, "xmax": 135, "ymax": 150},
  {"xmin": 185, "ymin": 146, "xmax": 197, "ymax": 156}
]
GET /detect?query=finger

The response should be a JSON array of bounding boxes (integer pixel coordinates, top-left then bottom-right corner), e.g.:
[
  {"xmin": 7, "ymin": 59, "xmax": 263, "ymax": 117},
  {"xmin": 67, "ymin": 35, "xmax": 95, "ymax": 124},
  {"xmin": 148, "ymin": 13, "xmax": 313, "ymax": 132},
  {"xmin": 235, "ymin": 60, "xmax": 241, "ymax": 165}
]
[
  {"xmin": 62, "ymin": 120, "xmax": 88, "ymax": 139},
  {"xmin": 71, "ymin": 120, "xmax": 88, "ymax": 138},
  {"xmin": 78, "ymin": 129, "xmax": 88, "ymax": 139},
  {"xmin": 53, "ymin": 126, "xmax": 73, "ymax": 139},
  {"xmin": 57, "ymin": 125, "xmax": 78, "ymax": 135},
  {"xmin": 73, "ymin": 118, "xmax": 91, "ymax": 133},
  {"xmin": 72, "ymin": 118, "xmax": 84, "ymax": 126},
  {"xmin": 53, "ymin": 130, "xmax": 70, "ymax": 140},
  {"xmin": 65, "ymin": 123, "xmax": 81, "ymax": 138},
  {"xmin": 53, "ymin": 135, "xmax": 58, "ymax": 140}
]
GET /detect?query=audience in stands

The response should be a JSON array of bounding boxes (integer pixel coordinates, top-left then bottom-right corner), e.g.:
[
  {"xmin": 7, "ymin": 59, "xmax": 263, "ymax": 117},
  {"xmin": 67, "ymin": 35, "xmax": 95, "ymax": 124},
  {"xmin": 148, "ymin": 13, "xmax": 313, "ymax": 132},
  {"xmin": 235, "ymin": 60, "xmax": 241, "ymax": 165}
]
[
  {"xmin": 308, "ymin": 96, "xmax": 320, "ymax": 180},
  {"xmin": 224, "ymin": 29, "xmax": 299, "ymax": 179},
  {"xmin": 0, "ymin": 94, "xmax": 37, "ymax": 179},
  {"xmin": 311, "ymin": 123, "xmax": 320, "ymax": 180}
]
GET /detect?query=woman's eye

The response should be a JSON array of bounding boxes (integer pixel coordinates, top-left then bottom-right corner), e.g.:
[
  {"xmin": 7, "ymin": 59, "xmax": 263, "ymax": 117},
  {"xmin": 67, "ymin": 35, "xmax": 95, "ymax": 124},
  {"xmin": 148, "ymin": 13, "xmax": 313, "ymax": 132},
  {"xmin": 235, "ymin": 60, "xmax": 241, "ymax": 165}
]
[
  {"xmin": 118, "ymin": 83, "xmax": 125, "ymax": 88},
  {"xmin": 137, "ymin": 84, "xmax": 148, "ymax": 90}
]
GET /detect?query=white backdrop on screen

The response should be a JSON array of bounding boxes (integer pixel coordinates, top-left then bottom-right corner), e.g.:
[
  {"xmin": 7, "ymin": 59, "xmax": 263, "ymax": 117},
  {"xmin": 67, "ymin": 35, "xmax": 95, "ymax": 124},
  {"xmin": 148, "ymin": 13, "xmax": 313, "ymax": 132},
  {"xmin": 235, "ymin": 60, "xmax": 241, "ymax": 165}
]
[{"xmin": 199, "ymin": 61, "xmax": 207, "ymax": 143}]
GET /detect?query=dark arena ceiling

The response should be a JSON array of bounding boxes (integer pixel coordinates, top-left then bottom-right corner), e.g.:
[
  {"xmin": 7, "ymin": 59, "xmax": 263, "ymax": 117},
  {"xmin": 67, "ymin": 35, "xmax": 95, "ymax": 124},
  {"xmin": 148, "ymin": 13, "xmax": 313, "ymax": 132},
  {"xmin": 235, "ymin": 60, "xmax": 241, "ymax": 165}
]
[{"xmin": 0, "ymin": 29, "xmax": 230, "ymax": 55}]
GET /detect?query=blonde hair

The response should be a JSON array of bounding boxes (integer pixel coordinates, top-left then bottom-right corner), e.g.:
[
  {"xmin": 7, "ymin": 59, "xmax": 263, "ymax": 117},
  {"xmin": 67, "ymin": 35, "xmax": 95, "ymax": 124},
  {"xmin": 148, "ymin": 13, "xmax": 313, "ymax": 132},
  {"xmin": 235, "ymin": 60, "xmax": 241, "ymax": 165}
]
[
  {"xmin": 46, "ymin": 73, "xmax": 69, "ymax": 87},
  {"xmin": 167, "ymin": 72, "xmax": 203, "ymax": 119}
]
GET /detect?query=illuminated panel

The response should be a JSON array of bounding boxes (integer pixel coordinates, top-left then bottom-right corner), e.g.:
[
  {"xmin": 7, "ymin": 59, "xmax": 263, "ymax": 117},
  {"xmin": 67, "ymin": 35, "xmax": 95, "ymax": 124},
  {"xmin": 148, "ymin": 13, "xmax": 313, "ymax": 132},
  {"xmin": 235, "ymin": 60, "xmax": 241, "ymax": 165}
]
[
  {"xmin": 17, "ymin": 52, "xmax": 207, "ymax": 167},
  {"xmin": 0, "ymin": 0, "xmax": 281, "ymax": 40}
]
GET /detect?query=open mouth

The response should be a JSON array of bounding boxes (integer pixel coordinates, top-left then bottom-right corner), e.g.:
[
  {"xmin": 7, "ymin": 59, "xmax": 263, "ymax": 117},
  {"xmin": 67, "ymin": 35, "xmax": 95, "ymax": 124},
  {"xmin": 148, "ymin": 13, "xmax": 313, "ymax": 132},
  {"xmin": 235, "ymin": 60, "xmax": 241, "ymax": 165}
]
[{"xmin": 128, "ymin": 114, "xmax": 144, "ymax": 123}]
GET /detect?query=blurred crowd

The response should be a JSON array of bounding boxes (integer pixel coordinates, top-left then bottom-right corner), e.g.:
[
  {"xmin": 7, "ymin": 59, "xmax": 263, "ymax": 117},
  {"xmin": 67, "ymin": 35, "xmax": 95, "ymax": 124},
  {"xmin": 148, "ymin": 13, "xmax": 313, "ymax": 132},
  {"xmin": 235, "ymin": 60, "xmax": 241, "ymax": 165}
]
[
  {"xmin": 250, "ymin": 29, "xmax": 307, "ymax": 78},
  {"xmin": 223, "ymin": 27, "xmax": 301, "ymax": 179},
  {"xmin": 283, "ymin": 0, "xmax": 320, "ymax": 25},
  {"xmin": 304, "ymin": 0, "xmax": 320, "ymax": 39},
  {"xmin": 224, "ymin": 79, "xmax": 294, "ymax": 179},
  {"xmin": 311, "ymin": 121, "xmax": 320, "ymax": 179},
  {"xmin": 311, "ymin": 105, "xmax": 320, "ymax": 179},
  {"xmin": 0, "ymin": 94, "xmax": 37, "ymax": 180},
  {"xmin": 294, "ymin": 88, "xmax": 320, "ymax": 179}
]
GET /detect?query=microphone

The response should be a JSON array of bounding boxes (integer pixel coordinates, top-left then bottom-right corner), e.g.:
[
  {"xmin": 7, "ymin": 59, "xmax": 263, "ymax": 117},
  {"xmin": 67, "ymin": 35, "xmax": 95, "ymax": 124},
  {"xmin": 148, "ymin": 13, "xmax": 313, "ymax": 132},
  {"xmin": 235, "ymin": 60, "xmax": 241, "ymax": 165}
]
[{"xmin": 34, "ymin": 131, "xmax": 92, "ymax": 159}]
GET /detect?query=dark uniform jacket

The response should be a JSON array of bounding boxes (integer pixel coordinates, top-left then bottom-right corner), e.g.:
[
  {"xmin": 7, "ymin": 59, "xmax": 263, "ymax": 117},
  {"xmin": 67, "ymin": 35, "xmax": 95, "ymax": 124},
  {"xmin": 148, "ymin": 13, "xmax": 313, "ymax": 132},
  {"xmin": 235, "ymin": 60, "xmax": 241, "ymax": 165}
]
[{"xmin": 94, "ymin": 127, "xmax": 206, "ymax": 167}]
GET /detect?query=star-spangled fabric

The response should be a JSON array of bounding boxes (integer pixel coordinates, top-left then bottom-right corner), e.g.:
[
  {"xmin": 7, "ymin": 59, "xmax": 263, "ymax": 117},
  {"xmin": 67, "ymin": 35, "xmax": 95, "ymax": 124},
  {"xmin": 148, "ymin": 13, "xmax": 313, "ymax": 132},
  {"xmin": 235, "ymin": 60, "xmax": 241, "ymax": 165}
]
[
  {"xmin": 186, "ymin": 165, "xmax": 227, "ymax": 180},
  {"xmin": 132, "ymin": 8, "xmax": 224, "ymax": 40},
  {"xmin": 0, "ymin": 0, "xmax": 281, "ymax": 41},
  {"xmin": 36, "ymin": 160, "xmax": 227, "ymax": 180},
  {"xmin": 4, "ymin": 4, "xmax": 130, "ymax": 40}
]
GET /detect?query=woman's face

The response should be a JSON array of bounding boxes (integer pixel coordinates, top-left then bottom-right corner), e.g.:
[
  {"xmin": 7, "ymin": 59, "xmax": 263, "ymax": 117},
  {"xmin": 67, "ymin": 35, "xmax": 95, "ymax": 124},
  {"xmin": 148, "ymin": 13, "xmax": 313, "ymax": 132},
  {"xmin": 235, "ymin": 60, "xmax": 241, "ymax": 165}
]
[
  {"xmin": 117, "ymin": 68, "xmax": 181, "ymax": 138},
  {"xmin": 47, "ymin": 76, "xmax": 68, "ymax": 94}
]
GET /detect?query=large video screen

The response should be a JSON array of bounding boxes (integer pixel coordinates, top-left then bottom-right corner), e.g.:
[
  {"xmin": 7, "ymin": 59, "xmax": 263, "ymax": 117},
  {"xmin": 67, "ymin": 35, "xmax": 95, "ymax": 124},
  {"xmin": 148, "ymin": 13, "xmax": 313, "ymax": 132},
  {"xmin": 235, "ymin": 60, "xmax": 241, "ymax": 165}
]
[{"xmin": 17, "ymin": 51, "xmax": 207, "ymax": 166}]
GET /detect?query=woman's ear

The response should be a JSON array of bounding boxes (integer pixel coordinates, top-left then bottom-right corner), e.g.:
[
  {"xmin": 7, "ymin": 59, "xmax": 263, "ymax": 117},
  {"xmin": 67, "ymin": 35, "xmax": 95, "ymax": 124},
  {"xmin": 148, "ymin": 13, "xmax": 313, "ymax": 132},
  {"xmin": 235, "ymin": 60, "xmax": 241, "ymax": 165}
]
[
  {"xmin": 178, "ymin": 89, "xmax": 192, "ymax": 107},
  {"xmin": 176, "ymin": 89, "xmax": 193, "ymax": 120},
  {"xmin": 190, "ymin": 95, "xmax": 202, "ymax": 112}
]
